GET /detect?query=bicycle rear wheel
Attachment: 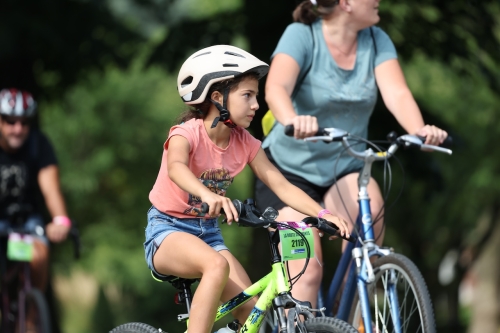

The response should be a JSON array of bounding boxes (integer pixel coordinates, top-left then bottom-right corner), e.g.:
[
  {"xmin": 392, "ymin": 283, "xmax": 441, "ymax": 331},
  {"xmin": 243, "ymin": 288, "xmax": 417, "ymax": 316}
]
[
  {"xmin": 20, "ymin": 288, "xmax": 52, "ymax": 333},
  {"xmin": 349, "ymin": 253, "xmax": 436, "ymax": 333},
  {"xmin": 110, "ymin": 322, "xmax": 161, "ymax": 333}
]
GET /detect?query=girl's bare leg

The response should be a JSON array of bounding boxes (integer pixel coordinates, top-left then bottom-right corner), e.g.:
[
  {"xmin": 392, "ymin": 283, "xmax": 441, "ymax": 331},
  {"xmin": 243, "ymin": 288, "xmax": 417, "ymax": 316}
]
[
  {"xmin": 219, "ymin": 250, "xmax": 256, "ymax": 324},
  {"xmin": 153, "ymin": 232, "xmax": 230, "ymax": 333}
]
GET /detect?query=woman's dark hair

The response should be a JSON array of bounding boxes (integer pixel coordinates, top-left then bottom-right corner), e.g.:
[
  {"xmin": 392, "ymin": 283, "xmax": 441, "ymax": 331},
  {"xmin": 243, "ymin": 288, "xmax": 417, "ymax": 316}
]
[
  {"xmin": 293, "ymin": 0, "xmax": 339, "ymax": 25},
  {"xmin": 176, "ymin": 72, "xmax": 259, "ymax": 124}
]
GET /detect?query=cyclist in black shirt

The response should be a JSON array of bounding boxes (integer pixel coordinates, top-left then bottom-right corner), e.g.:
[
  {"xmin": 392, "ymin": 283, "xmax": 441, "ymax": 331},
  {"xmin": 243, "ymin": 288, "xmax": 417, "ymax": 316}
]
[{"xmin": 0, "ymin": 88, "xmax": 70, "ymax": 292}]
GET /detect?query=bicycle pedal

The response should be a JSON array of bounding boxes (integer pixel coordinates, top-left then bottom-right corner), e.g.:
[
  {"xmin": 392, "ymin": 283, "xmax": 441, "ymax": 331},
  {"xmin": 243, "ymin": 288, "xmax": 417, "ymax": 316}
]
[{"xmin": 178, "ymin": 313, "xmax": 189, "ymax": 322}]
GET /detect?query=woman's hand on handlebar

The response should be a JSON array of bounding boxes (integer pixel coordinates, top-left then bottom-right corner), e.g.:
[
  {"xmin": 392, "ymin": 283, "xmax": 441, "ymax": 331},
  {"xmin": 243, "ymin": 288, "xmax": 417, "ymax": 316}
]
[
  {"xmin": 289, "ymin": 115, "xmax": 319, "ymax": 139},
  {"xmin": 200, "ymin": 193, "xmax": 239, "ymax": 224},
  {"xmin": 415, "ymin": 125, "xmax": 448, "ymax": 146}
]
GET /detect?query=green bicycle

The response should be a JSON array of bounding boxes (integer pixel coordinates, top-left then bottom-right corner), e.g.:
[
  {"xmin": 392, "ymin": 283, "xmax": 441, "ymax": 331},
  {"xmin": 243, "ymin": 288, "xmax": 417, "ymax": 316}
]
[{"xmin": 110, "ymin": 199, "xmax": 358, "ymax": 333}]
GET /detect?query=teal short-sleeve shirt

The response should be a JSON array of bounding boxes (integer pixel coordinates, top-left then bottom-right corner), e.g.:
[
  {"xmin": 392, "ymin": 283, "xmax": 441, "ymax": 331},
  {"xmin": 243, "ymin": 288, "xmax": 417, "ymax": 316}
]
[{"xmin": 262, "ymin": 20, "xmax": 397, "ymax": 186}]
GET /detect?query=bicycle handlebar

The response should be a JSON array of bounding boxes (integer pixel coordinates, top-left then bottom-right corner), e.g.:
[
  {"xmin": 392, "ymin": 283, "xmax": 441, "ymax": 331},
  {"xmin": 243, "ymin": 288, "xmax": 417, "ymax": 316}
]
[
  {"xmin": 200, "ymin": 200, "xmax": 356, "ymax": 243},
  {"xmin": 284, "ymin": 125, "xmax": 453, "ymax": 158},
  {"xmin": 0, "ymin": 224, "xmax": 81, "ymax": 260}
]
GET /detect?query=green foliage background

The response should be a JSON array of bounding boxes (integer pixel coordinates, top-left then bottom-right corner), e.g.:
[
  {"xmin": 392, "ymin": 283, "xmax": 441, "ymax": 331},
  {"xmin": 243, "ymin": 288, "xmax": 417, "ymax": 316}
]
[{"xmin": 1, "ymin": 0, "xmax": 499, "ymax": 332}]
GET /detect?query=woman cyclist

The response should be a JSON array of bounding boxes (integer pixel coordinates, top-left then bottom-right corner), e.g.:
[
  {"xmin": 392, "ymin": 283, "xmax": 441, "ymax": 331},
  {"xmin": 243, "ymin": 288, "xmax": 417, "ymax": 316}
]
[{"xmin": 255, "ymin": 0, "xmax": 448, "ymax": 308}]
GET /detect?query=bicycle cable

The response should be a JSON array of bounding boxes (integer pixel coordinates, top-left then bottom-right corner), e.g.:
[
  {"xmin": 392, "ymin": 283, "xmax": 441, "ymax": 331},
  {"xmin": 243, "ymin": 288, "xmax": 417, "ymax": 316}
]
[
  {"xmin": 272, "ymin": 221, "xmax": 312, "ymax": 288},
  {"xmin": 330, "ymin": 135, "xmax": 406, "ymax": 243}
]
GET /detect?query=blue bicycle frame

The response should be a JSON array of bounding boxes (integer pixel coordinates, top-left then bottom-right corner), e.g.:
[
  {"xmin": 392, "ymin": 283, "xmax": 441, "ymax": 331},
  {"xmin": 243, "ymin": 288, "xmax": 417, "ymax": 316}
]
[{"xmin": 318, "ymin": 143, "xmax": 400, "ymax": 333}]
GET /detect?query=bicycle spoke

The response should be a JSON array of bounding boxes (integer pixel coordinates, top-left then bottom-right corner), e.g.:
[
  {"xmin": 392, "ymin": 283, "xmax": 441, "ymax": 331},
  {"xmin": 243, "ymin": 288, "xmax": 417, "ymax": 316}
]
[
  {"xmin": 377, "ymin": 308, "xmax": 390, "ymax": 333},
  {"xmin": 354, "ymin": 255, "xmax": 436, "ymax": 333}
]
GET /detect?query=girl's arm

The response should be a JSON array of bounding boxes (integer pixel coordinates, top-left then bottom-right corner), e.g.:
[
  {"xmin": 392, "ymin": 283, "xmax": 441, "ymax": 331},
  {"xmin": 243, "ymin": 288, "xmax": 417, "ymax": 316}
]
[
  {"xmin": 167, "ymin": 135, "xmax": 238, "ymax": 222},
  {"xmin": 375, "ymin": 59, "xmax": 447, "ymax": 145},
  {"xmin": 265, "ymin": 54, "xmax": 318, "ymax": 139},
  {"xmin": 249, "ymin": 148, "xmax": 349, "ymax": 236}
]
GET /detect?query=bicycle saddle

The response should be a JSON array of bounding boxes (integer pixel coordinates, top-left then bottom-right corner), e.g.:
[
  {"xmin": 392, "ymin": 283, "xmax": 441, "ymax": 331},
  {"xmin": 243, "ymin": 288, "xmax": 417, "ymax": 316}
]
[{"xmin": 150, "ymin": 270, "xmax": 199, "ymax": 290}]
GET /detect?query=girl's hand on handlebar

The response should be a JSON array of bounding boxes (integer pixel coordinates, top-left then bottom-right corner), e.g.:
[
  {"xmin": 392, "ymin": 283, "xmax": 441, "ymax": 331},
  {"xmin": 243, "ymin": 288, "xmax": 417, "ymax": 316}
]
[
  {"xmin": 415, "ymin": 125, "xmax": 448, "ymax": 146},
  {"xmin": 200, "ymin": 193, "xmax": 239, "ymax": 224},
  {"xmin": 322, "ymin": 214, "xmax": 350, "ymax": 240},
  {"xmin": 290, "ymin": 115, "xmax": 319, "ymax": 139}
]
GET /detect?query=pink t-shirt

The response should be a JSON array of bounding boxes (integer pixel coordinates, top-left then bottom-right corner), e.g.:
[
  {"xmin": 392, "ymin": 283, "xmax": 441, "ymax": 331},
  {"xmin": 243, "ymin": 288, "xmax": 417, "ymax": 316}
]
[{"xmin": 149, "ymin": 118, "xmax": 261, "ymax": 218}]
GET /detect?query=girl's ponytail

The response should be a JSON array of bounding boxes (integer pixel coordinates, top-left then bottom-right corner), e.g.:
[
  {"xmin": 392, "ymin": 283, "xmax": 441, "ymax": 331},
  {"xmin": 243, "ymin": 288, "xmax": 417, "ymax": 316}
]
[{"xmin": 292, "ymin": 0, "xmax": 339, "ymax": 24}]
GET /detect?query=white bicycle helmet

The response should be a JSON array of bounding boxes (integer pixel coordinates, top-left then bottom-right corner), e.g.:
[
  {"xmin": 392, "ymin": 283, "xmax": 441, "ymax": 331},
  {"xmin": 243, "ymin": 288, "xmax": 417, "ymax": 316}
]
[
  {"xmin": 177, "ymin": 45, "xmax": 269, "ymax": 105},
  {"xmin": 0, "ymin": 89, "xmax": 37, "ymax": 117}
]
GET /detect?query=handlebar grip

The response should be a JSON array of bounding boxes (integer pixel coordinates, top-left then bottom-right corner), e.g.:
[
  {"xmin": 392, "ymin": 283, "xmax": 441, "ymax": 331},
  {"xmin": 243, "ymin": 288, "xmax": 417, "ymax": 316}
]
[
  {"xmin": 320, "ymin": 220, "xmax": 357, "ymax": 243},
  {"xmin": 200, "ymin": 200, "xmax": 272, "ymax": 228},
  {"xmin": 200, "ymin": 203, "xmax": 209, "ymax": 214},
  {"xmin": 417, "ymin": 135, "xmax": 453, "ymax": 148},
  {"xmin": 200, "ymin": 201, "xmax": 238, "ymax": 216},
  {"xmin": 285, "ymin": 125, "xmax": 294, "ymax": 136},
  {"xmin": 303, "ymin": 217, "xmax": 357, "ymax": 243},
  {"xmin": 284, "ymin": 125, "xmax": 328, "ymax": 137}
]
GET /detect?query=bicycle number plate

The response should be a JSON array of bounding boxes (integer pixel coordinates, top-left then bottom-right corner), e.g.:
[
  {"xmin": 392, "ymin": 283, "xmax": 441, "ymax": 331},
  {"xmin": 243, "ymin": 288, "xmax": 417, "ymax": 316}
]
[
  {"xmin": 7, "ymin": 233, "xmax": 34, "ymax": 262},
  {"xmin": 278, "ymin": 222, "xmax": 314, "ymax": 261}
]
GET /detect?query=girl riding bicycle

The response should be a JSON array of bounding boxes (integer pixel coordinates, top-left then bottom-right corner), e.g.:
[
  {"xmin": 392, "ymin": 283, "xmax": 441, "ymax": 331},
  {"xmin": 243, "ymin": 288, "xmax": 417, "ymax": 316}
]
[{"xmin": 144, "ymin": 45, "xmax": 349, "ymax": 333}]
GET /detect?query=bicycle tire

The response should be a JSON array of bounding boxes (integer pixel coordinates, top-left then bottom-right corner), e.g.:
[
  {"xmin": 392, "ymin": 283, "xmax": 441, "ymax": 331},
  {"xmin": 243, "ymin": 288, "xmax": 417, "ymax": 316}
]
[
  {"xmin": 22, "ymin": 288, "xmax": 52, "ymax": 333},
  {"xmin": 349, "ymin": 253, "xmax": 436, "ymax": 333},
  {"xmin": 110, "ymin": 322, "xmax": 162, "ymax": 333},
  {"xmin": 299, "ymin": 317, "xmax": 359, "ymax": 333},
  {"xmin": 259, "ymin": 310, "xmax": 278, "ymax": 333}
]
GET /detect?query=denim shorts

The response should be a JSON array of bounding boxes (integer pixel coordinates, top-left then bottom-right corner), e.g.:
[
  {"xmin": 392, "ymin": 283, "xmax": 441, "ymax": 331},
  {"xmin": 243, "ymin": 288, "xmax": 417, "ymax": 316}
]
[{"xmin": 144, "ymin": 206, "xmax": 229, "ymax": 277}]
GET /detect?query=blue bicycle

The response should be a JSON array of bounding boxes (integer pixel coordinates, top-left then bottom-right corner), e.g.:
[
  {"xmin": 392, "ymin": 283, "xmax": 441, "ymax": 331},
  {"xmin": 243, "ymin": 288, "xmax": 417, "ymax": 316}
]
[{"xmin": 279, "ymin": 126, "xmax": 452, "ymax": 333}]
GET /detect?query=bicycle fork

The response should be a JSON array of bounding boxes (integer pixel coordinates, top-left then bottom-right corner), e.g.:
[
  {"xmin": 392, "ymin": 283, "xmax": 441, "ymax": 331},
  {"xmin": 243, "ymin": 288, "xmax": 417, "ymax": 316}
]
[{"xmin": 352, "ymin": 244, "xmax": 402, "ymax": 333}]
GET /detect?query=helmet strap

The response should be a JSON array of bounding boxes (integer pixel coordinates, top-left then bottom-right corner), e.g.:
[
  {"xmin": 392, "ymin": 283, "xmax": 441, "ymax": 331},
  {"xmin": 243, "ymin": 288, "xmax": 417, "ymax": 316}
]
[{"xmin": 210, "ymin": 88, "xmax": 236, "ymax": 129}]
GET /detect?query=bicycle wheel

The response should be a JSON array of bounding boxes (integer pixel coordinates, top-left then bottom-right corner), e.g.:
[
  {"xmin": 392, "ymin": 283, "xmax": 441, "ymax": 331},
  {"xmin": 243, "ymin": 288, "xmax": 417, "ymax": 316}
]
[
  {"xmin": 21, "ymin": 288, "xmax": 52, "ymax": 333},
  {"xmin": 110, "ymin": 322, "xmax": 162, "ymax": 333},
  {"xmin": 299, "ymin": 317, "xmax": 359, "ymax": 333},
  {"xmin": 349, "ymin": 253, "xmax": 436, "ymax": 333}
]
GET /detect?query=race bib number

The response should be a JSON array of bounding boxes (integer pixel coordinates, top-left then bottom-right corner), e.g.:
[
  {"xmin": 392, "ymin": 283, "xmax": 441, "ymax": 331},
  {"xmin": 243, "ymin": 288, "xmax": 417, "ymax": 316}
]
[
  {"xmin": 278, "ymin": 221, "xmax": 314, "ymax": 261},
  {"xmin": 7, "ymin": 233, "xmax": 34, "ymax": 262}
]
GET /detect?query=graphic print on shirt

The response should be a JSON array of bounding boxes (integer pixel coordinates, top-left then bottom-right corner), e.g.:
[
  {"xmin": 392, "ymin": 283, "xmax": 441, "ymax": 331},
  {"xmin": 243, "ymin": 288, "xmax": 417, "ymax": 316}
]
[
  {"xmin": 184, "ymin": 167, "xmax": 234, "ymax": 216},
  {"xmin": 0, "ymin": 162, "xmax": 28, "ymax": 204}
]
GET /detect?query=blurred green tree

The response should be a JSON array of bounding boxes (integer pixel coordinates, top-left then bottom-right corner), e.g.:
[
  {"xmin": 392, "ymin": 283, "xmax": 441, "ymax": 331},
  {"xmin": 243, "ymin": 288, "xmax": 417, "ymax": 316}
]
[{"xmin": 1, "ymin": 0, "xmax": 499, "ymax": 332}]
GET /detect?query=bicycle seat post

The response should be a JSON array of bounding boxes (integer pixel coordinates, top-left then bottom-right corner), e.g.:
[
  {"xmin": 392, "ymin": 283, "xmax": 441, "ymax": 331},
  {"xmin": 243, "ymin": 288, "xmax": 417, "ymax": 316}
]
[{"xmin": 181, "ymin": 281, "xmax": 193, "ymax": 315}]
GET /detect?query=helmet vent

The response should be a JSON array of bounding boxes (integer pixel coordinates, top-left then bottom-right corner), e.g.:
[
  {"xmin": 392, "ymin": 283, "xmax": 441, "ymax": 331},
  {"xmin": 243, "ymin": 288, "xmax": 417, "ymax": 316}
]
[
  {"xmin": 223, "ymin": 64, "xmax": 239, "ymax": 67},
  {"xmin": 224, "ymin": 51, "xmax": 245, "ymax": 58},
  {"xmin": 193, "ymin": 51, "xmax": 211, "ymax": 59},
  {"xmin": 180, "ymin": 76, "xmax": 193, "ymax": 88}
]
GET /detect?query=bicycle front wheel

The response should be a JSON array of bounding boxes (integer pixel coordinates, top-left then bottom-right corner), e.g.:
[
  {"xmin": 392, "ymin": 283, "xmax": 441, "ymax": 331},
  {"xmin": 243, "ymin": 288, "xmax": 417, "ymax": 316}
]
[
  {"xmin": 110, "ymin": 322, "xmax": 161, "ymax": 333},
  {"xmin": 349, "ymin": 253, "xmax": 436, "ymax": 333},
  {"xmin": 21, "ymin": 288, "xmax": 52, "ymax": 333},
  {"xmin": 300, "ymin": 317, "xmax": 359, "ymax": 333}
]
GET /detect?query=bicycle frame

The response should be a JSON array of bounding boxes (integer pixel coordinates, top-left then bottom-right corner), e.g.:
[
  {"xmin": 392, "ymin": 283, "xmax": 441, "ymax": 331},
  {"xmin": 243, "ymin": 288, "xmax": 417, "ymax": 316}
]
[
  {"xmin": 172, "ymin": 219, "xmax": 318, "ymax": 333},
  {"xmin": 320, "ymin": 144, "xmax": 401, "ymax": 333},
  {"xmin": 212, "ymin": 260, "xmax": 290, "ymax": 333},
  {"xmin": 0, "ymin": 249, "xmax": 33, "ymax": 333},
  {"xmin": 283, "ymin": 126, "xmax": 451, "ymax": 333}
]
